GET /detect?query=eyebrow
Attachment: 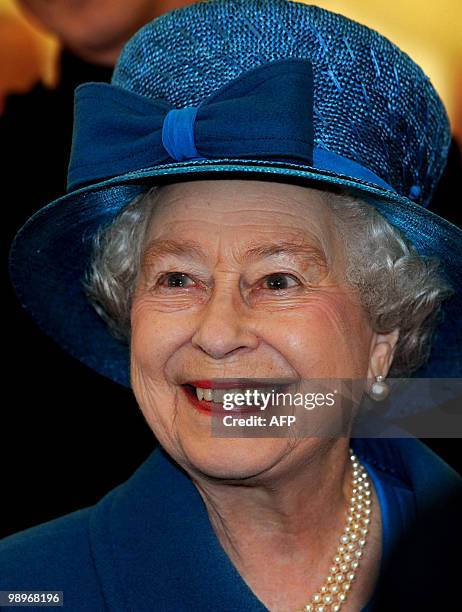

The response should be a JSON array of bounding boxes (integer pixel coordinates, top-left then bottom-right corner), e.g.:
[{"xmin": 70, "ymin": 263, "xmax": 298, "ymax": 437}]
[
  {"xmin": 142, "ymin": 238, "xmax": 327, "ymax": 267},
  {"xmin": 241, "ymin": 241, "xmax": 326, "ymax": 265},
  {"xmin": 143, "ymin": 239, "xmax": 206, "ymax": 263}
]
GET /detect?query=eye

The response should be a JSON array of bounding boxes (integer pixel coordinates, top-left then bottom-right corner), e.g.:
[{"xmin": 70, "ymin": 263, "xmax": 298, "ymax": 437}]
[
  {"xmin": 157, "ymin": 272, "xmax": 195, "ymax": 288},
  {"xmin": 262, "ymin": 273, "xmax": 300, "ymax": 290}
]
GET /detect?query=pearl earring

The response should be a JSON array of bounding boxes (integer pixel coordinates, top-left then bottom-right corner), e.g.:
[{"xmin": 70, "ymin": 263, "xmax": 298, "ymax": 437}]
[{"xmin": 370, "ymin": 375, "xmax": 390, "ymax": 401}]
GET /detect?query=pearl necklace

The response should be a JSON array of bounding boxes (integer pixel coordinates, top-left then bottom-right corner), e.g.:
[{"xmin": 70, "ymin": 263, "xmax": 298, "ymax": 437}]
[{"xmin": 295, "ymin": 448, "xmax": 373, "ymax": 612}]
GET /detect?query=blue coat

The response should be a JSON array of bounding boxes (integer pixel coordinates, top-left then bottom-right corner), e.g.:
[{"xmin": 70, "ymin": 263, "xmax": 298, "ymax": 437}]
[{"xmin": 1, "ymin": 437, "xmax": 461, "ymax": 611}]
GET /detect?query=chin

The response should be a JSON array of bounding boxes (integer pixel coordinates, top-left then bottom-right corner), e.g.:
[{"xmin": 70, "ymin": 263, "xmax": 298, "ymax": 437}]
[{"xmin": 177, "ymin": 436, "xmax": 292, "ymax": 481}]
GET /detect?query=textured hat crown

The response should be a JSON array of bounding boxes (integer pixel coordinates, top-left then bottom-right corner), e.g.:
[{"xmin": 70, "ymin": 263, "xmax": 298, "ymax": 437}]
[{"xmin": 112, "ymin": 0, "xmax": 450, "ymax": 207}]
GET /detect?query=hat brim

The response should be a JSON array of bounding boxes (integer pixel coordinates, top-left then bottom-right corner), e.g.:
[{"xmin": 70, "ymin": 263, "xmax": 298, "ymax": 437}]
[{"xmin": 8, "ymin": 158, "xmax": 462, "ymax": 388}]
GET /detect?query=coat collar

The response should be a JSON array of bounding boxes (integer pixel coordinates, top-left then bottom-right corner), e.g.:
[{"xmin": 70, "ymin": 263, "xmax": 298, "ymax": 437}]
[
  {"xmin": 87, "ymin": 437, "xmax": 459, "ymax": 611},
  {"xmin": 89, "ymin": 446, "xmax": 267, "ymax": 611}
]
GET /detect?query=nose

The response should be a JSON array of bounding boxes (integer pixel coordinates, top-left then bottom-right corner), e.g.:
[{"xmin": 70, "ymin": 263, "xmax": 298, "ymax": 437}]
[{"xmin": 191, "ymin": 282, "xmax": 259, "ymax": 359}]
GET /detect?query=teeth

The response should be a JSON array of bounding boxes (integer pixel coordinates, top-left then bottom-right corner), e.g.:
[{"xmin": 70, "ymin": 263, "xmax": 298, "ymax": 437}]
[
  {"xmin": 194, "ymin": 387, "xmax": 215, "ymax": 401},
  {"xmin": 194, "ymin": 387, "xmax": 270, "ymax": 404}
]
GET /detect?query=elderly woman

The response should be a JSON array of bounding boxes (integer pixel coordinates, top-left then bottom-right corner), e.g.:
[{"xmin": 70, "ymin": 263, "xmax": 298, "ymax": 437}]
[{"xmin": 1, "ymin": 1, "xmax": 461, "ymax": 611}]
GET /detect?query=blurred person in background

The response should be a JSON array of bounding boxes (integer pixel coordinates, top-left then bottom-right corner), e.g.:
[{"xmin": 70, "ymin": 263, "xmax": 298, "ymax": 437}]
[
  {"xmin": 2, "ymin": 0, "xmax": 197, "ymax": 225},
  {"xmin": 0, "ymin": 0, "xmax": 197, "ymax": 540}
]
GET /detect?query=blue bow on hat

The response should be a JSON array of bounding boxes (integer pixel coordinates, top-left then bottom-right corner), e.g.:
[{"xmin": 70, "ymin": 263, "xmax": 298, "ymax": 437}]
[{"xmin": 68, "ymin": 59, "xmax": 315, "ymax": 191}]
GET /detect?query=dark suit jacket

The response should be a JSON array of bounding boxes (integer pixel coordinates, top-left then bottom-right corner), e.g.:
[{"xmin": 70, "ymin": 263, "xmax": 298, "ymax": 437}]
[{"xmin": 1, "ymin": 437, "xmax": 461, "ymax": 611}]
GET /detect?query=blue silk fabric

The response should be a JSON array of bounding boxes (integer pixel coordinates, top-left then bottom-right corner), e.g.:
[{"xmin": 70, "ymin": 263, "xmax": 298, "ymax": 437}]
[
  {"xmin": 68, "ymin": 60, "xmax": 315, "ymax": 191},
  {"xmin": 1, "ymin": 437, "xmax": 461, "ymax": 611}
]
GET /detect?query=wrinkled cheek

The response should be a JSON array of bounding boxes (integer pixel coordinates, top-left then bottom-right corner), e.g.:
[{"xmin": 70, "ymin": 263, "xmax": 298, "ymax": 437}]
[
  {"xmin": 129, "ymin": 300, "xmax": 176, "ymax": 411},
  {"xmin": 130, "ymin": 314, "xmax": 162, "ymax": 382},
  {"xmin": 130, "ymin": 299, "xmax": 193, "ymax": 407},
  {"xmin": 130, "ymin": 311, "xmax": 178, "ymax": 444},
  {"xmin": 130, "ymin": 299, "xmax": 180, "ymax": 378},
  {"xmin": 283, "ymin": 293, "xmax": 371, "ymax": 378}
]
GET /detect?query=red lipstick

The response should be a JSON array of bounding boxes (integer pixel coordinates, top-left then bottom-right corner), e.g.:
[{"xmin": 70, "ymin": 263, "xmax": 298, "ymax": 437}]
[{"xmin": 181, "ymin": 384, "xmax": 223, "ymax": 416}]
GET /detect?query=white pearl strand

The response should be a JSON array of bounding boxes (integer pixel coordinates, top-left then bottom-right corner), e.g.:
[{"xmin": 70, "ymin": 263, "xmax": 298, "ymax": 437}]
[{"xmin": 296, "ymin": 448, "xmax": 372, "ymax": 612}]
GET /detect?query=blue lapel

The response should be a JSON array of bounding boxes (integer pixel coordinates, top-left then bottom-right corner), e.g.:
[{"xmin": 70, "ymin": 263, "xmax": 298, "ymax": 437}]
[
  {"xmin": 89, "ymin": 447, "xmax": 267, "ymax": 611},
  {"xmin": 87, "ymin": 437, "xmax": 460, "ymax": 611}
]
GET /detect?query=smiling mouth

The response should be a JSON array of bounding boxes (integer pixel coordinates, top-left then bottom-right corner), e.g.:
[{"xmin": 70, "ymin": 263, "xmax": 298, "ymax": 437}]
[{"xmin": 180, "ymin": 379, "xmax": 295, "ymax": 416}]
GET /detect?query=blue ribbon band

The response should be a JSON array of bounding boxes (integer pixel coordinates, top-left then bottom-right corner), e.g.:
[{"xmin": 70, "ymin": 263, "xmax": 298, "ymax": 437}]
[
  {"xmin": 68, "ymin": 58, "xmax": 394, "ymax": 196},
  {"xmin": 162, "ymin": 106, "xmax": 204, "ymax": 162}
]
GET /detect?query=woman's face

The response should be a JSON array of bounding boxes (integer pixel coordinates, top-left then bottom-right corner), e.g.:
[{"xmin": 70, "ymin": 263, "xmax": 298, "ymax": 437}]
[
  {"xmin": 130, "ymin": 180, "xmax": 386, "ymax": 480},
  {"xmin": 18, "ymin": 1, "xmax": 196, "ymax": 65}
]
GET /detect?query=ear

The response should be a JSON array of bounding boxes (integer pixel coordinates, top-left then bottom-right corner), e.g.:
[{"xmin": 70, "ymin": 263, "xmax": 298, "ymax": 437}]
[{"xmin": 367, "ymin": 329, "xmax": 399, "ymax": 380}]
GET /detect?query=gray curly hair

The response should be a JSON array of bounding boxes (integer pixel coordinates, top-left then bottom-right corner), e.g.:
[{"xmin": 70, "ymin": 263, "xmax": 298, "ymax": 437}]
[{"xmin": 83, "ymin": 184, "xmax": 453, "ymax": 377}]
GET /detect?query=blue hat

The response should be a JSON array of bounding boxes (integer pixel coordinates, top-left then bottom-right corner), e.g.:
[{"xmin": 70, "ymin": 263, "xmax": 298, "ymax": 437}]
[{"xmin": 9, "ymin": 0, "xmax": 462, "ymax": 387}]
